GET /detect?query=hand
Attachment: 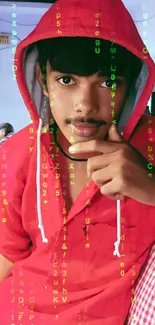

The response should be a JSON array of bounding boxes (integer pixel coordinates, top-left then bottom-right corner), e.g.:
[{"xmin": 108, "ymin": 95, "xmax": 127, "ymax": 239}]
[{"xmin": 69, "ymin": 124, "xmax": 155, "ymax": 205}]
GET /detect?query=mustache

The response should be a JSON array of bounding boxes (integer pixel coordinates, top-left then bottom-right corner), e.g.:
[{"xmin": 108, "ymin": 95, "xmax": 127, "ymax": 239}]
[{"xmin": 66, "ymin": 118, "xmax": 106, "ymax": 126}]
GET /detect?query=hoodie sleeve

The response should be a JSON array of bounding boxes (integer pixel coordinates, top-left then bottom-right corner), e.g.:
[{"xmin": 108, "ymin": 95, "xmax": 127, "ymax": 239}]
[{"xmin": 0, "ymin": 144, "xmax": 32, "ymax": 263}]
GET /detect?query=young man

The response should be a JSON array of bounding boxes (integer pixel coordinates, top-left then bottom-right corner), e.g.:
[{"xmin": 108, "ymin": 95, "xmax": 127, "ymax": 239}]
[
  {"xmin": 0, "ymin": 122, "xmax": 14, "ymax": 146},
  {"xmin": 0, "ymin": 0, "xmax": 155, "ymax": 324}
]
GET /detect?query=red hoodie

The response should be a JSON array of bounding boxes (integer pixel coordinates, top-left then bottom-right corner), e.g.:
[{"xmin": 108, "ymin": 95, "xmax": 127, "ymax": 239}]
[{"xmin": 0, "ymin": 0, "xmax": 155, "ymax": 324}]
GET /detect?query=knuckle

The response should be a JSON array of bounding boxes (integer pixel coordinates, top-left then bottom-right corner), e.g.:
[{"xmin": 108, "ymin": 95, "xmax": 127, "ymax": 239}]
[
  {"xmin": 117, "ymin": 167, "xmax": 126, "ymax": 182},
  {"xmin": 114, "ymin": 162, "xmax": 125, "ymax": 174},
  {"xmin": 118, "ymin": 176, "xmax": 126, "ymax": 191},
  {"xmin": 119, "ymin": 161, "xmax": 126, "ymax": 172},
  {"xmin": 118, "ymin": 148, "xmax": 125, "ymax": 157}
]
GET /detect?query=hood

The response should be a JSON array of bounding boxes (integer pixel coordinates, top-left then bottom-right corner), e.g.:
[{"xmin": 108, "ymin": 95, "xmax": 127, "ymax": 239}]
[{"xmin": 14, "ymin": 0, "xmax": 155, "ymax": 257}]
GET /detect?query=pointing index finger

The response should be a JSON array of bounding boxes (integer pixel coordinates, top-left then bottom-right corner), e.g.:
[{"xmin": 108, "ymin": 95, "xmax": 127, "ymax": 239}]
[{"xmin": 68, "ymin": 140, "xmax": 120, "ymax": 154}]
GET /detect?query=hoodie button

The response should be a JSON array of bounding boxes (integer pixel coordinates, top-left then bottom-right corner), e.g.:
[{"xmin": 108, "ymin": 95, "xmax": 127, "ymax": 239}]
[{"xmin": 42, "ymin": 285, "xmax": 48, "ymax": 290}]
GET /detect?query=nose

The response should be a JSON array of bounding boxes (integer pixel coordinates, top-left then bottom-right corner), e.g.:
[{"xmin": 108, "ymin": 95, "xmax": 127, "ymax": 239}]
[{"xmin": 73, "ymin": 87, "xmax": 98, "ymax": 115}]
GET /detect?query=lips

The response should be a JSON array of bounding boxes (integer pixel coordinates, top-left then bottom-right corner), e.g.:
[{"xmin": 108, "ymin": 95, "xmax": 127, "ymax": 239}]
[{"xmin": 70, "ymin": 123, "xmax": 102, "ymax": 137}]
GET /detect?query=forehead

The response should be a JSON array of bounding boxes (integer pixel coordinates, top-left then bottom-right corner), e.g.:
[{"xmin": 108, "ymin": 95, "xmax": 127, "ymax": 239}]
[{"xmin": 46, "ymin": 60, "xmax": 129, "ymax": 79}]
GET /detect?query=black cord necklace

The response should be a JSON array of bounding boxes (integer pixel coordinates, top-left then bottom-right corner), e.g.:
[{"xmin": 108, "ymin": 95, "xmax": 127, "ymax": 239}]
[{"xmin": 53, "ymin": 124, "xmax": 87, "ymax": 162}]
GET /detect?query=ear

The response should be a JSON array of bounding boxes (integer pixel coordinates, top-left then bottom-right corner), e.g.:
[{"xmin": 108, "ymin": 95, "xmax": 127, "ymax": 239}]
[{"xmin": 35, "ymin": 61, "xmax": 49, "ymax": 98}]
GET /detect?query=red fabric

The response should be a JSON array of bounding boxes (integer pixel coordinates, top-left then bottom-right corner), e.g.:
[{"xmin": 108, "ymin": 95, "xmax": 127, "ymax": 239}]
[
  {"xmin": 0, "ymin": 0, "xmax": 155, "ymax": 324},
  {"xmin": 0, "ymin": 117, "xmax": 155, "ymax": 325},
  {"xmin": 127, "ymin": 244, "xmax": 155, "ymax": 325}
]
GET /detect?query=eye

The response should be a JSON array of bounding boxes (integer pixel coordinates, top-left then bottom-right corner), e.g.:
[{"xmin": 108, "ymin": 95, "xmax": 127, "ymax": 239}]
[
  {"xmin": 57, "ymin": 76, "xmax": 76, "ymax": 85},
  {"xmin": 101, "ymin": 79, "xmax": 122, "ymax": 89}
]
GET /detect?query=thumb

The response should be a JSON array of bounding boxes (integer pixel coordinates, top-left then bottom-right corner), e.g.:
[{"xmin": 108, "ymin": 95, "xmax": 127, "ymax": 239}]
[{"xmin": 108, "ymin": 124, "xmax": 124, "ymax": 142}]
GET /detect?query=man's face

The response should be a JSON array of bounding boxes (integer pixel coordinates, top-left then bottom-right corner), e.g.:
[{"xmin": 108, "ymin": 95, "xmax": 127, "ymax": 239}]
[
  {"xmin": 36, "ymin": 60, "xmax": 128, "ymax": 146},
  {"xmin": 0, "ymin": 129, "xmax": 5, "ymax": 141}
]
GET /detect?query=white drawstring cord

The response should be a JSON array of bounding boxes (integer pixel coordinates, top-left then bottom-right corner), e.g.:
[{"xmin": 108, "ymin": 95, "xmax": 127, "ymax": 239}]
[
  {"xmin": 36, "ymin": 118, "xmax": 48, "ymax": 243},
  {"xmin": 113, "ymin": 200, "xmax": 121, "ymax": 257}
]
